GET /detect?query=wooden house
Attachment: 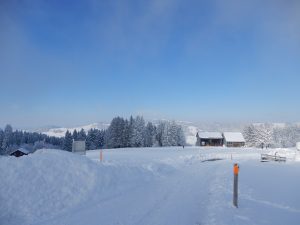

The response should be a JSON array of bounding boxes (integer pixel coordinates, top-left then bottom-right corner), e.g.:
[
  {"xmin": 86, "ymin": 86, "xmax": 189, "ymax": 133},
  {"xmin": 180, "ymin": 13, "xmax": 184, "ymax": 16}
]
[
  {"xmin": 9, "ymin": 148, "xmax": 31, "ymax": 157},
  {"xmin": 223, "ymin": 132, "xmax": 245, "ymax": 147},
  {"xmin": 196, "ymin": 132, "xmax": 223, "ymax": 146}
]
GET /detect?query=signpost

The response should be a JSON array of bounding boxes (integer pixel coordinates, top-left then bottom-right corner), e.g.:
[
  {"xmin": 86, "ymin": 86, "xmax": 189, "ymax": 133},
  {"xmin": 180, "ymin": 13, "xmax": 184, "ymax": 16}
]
[
  {"xmin": 233, "ymin": 163, "xmax": 239, "ymax": 208},
  {"xmin": 72, "ymin": 141, "xmax": 86, "ymax": 155}
]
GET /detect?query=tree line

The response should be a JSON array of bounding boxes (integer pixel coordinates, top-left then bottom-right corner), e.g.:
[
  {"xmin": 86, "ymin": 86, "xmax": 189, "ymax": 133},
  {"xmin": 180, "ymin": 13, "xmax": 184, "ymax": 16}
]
[
  {"xmin": 0, "ymin": 124, "xmax": 63, "ymax": 155},
  {"xmin": 63, "ymin": 116, "xmax": 186, "ymax": 151},
  {"xmin": 0, "ymin": 116, "xmax": 186, "ymax": 154},
  {"xmin": 243, "ymin": 123, "xmax": 300, "ymax": 148}
]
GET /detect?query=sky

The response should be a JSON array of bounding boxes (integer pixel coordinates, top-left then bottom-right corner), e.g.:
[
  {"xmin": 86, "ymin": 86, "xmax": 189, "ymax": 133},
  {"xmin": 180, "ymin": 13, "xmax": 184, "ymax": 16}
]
[{"xmin": 1, "ymin": 0, "xmax": 300, "ymax": 128}]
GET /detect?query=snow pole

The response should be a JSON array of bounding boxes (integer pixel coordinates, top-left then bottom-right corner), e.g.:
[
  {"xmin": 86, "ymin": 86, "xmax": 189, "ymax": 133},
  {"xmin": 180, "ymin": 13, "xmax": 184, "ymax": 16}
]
[
  {"xmin": 233, "ymin": 163, "xmax": 239, "ymax": 208},
  {"xmin": 100, "ymin": 150, "xmax": 103, "ymax": 162}
]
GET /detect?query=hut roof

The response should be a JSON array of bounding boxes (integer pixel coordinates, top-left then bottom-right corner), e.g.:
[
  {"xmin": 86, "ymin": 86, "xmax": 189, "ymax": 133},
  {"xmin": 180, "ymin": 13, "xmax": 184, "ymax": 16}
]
[
  {"xmin": 9, "ymin": 148, "xmax": 32, "ymax": 155},
  {"xmin": 198, "ymin": 132, "xmax": 223, "ymax": 139},
  {"xmin": 223, "ymin": 132, "xmax": 245, "ymax": 142}
]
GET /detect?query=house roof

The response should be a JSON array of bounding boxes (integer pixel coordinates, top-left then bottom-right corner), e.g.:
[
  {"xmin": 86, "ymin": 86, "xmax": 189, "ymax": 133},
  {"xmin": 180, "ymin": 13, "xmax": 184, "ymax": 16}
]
[
  {"xmin": 9, "ymin": 148, "xmax": 31, "ymax": 155},
  {"xmin": 198, "ymin": 132, "xmax": 223, "ymax": 139},
  {"xmin": 223, "ymin": 132, "xmax": 245, "ymax": 142}
]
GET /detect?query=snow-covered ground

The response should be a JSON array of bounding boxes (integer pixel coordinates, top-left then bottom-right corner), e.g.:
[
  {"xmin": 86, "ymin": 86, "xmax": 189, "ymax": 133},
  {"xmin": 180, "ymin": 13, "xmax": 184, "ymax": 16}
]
[{"xmin": 1, "ymin": 147, "xmax": 300, "ymax": 225}]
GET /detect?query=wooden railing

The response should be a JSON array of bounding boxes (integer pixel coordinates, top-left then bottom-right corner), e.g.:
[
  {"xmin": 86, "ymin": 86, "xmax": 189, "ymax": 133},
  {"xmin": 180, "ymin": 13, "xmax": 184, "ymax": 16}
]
[{"xmin": 261, "ymin": 153, "xmax": 286, "ymax": 162}]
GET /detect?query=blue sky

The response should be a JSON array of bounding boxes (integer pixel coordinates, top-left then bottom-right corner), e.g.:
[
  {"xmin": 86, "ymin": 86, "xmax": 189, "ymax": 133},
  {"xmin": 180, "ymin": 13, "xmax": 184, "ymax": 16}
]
[{"xmin": 1, "ymin": 0, "xmax": 300, "ymax": 128}]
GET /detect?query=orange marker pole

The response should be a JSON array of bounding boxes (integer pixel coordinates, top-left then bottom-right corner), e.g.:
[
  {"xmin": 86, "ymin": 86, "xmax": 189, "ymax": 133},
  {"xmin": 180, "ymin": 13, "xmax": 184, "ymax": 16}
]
[
  {"xmin": 100, "ymin": 150, "xmax": 103, "ymax": 162},
  {"xmin": 233, "ymin": 163, "xmax": 239, "ymax": 208}
]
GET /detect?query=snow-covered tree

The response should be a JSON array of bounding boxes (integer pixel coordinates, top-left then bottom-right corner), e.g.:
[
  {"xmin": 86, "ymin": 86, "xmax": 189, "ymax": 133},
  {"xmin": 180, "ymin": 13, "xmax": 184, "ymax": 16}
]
[
  {"xmin": 243, "ymin": 125, "xmax": 257, "ymax": 147},
  {"xmin": 2, "ymin": 124, "xmax": 13, "ymax": 153},
  {"xmin": 95, "ymin": 129, "xmax": 105, "ymax": 149},
  {"xmin": 86, "ymin": 129, "xmax": 97, "ymax": 150},
  {"xmin": 258, "ymin": 124, "xmax": 274, "ymax": 147},
  {"xmin": 131, "ymin": 116, "xmax": 146, "ymax": 147},
  {"xmin": 176, "ymin": 124, "xmax": 186, "ymax": 146},
  {"xmin": 14, "ymin": 130, "xmax": 23, "ymax": 146},
  {"xmin": 122, "ymin": 119, "xmax": 132, "ymax": 147},
  {"xmin": 72, "ymin": 129, "xmax": 78, "ymax": 141},
  {"xmin": 0, "ymin": 129, "xmax": 4, "ymax": 154},
  {"xmin": 105, "ymin": 117, "xmax": 126, "ymax": 148},
  {"xmin": 155, "ymin": 122, "xmax": 165, "ymax": 146},
  {"xmin": 242, "ymin": 123, "xmax": 293, "ymax": 148},
  {"xmin": 155, "ymin": 121, "xmax": 185, "ymax": 147},
  {"xmin": 144, "ymin": 122, "xmax": 156, "ymax": 147},
  {"xmin": 161, "ymin": 121, "xmax": 173, "ymax": 146},
  {"xmin": 77, "ymin": 128, "xmax": 87, "ymax": 141},
  {"xmin": 0, "ymin": 125, "xmax": 63, "ymax": 153},
  {"xmin": 63, "ymin": 130, "xmax": 73, "ymax": 151},
  {"xmin": 33, "ymin": 140, "xmax": 45, "ymax": 150},
  {"xmin": 273, "ymin": 125, "xmax": 300, "ymax": 148}
]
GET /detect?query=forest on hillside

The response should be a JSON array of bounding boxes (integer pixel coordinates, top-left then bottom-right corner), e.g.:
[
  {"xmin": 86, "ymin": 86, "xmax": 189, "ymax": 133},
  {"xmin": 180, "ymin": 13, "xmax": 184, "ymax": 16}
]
[{"xmin": 0, "ymin": 116, "xmax": 185, "ymax": 154}]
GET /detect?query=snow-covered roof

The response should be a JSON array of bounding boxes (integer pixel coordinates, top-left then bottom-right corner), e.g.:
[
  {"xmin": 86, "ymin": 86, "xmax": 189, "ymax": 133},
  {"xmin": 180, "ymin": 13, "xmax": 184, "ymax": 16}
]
[
  {"xmin": 223, "ymin": 132, "xmax": 245, "ymax": 142},
  {"xmin": 10, "ymin": 148, "xmax": 31, "ymax": 155},
  {"xmin": 198, "ymin": 132, "xmax": 223, "ymax": 139}
]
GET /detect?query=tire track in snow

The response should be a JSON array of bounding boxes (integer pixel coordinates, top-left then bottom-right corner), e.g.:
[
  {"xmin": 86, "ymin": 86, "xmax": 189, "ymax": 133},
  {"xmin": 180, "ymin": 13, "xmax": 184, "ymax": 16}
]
[{"xmin": 132, "ymin": 160, "xmax": 222, "ymax": 225}]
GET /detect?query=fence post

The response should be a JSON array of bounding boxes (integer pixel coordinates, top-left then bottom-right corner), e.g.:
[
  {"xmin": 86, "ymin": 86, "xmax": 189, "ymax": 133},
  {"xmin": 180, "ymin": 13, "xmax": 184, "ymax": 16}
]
[
  {"xmin": 100, "ymin": 150, "xmax": 103, "ymax": 162},
  {"xmin": 233, "ymin": 163, "xmax": 239, "ymax": 208}
]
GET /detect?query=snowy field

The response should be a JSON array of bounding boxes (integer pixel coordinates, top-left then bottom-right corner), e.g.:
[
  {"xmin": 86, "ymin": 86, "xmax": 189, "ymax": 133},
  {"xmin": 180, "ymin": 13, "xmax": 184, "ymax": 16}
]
[{"xmin": 1, "ymin": 147, "xmax": 300, "ymax": 225}]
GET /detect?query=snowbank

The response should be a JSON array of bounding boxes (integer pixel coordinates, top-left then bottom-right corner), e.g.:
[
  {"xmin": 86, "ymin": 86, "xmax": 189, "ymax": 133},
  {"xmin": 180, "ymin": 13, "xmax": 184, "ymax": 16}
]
[
  {"xmin": 1, "ymin": 147, "xmax": 300, "ymax": 225},
  {"xmin": 0, "ymin": 149, "xmax": 154, "ymax": 225},
  {"xmin": 267, "ymin": 148, "xmax": 300, "ymax": 161}
]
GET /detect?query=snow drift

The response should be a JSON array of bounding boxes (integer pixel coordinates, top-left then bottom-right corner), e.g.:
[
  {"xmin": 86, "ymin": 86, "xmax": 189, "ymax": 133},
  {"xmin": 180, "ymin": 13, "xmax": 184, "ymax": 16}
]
[
  {"xmin": 0, "ymin": 149, "xmax": 154, "ymax": 225},
  {"xmin": 1, "ymin": 147, "xmax": 300, "ymax": 225}
]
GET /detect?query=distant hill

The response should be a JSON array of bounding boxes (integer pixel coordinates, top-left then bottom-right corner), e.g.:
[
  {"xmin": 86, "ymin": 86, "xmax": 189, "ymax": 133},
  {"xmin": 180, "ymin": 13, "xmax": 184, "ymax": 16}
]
[{"xmin": 41, "ymin": 122, "xmax": 110, "ymax": 138}]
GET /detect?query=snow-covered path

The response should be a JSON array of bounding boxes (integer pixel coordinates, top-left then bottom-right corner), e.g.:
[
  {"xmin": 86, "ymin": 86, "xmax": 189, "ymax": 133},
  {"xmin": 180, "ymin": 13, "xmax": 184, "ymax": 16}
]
[
  {"xmin": 1, "ymin": 147, "xmax": 300, "ymax": 225},
  {"xmin": 43, "ymin": 153, "xmax": 221, "ymax": 225}
]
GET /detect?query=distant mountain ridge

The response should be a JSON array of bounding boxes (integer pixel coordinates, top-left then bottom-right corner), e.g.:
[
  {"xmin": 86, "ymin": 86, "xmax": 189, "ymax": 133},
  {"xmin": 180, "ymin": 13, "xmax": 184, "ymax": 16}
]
[{"xmin": 41, "ymin": 122, "xmax": 110, "ymax": 138}]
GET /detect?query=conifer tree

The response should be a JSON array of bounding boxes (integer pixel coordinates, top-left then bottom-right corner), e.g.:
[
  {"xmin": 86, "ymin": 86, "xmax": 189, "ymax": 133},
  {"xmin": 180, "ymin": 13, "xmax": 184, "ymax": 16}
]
[
  {"xmin": 2, "ymin": 124, "xmax": 13, "ymax": 153},
  {"xmin": 95, "ymin": 129, "xmax": 105, "ymax": 149},
  {"xmin": 72, "ymin": 130, "xmax": 78, "ymax": 141},
  {"xmin": 144, "ymin": 122, "xmax": 156, "ymax": 147},
  {"xmin": 77, "ymin": 128, "xmax": 87, "ymax": 141},
  {"xmin": 131, "ymin": 116, "xmax": 145, "ymax": 147},
  {"xmin": 63, "ymin": 130, "xmax": 73, "ymax": 151},
  {"xmin": 0, "ymin": 129, "xmax": 4, "ymax": 154}
]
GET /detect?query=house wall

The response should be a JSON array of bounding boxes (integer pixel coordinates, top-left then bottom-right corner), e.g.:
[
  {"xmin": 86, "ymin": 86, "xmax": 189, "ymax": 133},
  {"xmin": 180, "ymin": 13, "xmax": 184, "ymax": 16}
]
[
  {"xmin": 197, "ymin": 138, "xmax": 223, "ymax": 146},
  {"xmin": 225, "ymin": 142, "xmax": 245, "ymax": 147}
]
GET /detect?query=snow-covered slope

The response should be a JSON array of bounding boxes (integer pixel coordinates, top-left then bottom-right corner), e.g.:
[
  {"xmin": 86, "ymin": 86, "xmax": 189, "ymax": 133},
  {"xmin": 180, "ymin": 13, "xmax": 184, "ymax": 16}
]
[
  {"xmin": 0, "ymin": 149, "xmax": 154, "ymax": 225},
  {"xmin": 1, "ymin": 147, "xmax": 300, "ymax": 225}
]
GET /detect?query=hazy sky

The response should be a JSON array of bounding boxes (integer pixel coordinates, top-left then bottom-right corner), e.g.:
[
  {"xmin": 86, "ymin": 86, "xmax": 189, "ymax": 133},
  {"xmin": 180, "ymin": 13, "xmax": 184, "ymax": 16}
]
[{"xmin": 1, "ymin": 0, "xmax": 300, "ymax": 128}]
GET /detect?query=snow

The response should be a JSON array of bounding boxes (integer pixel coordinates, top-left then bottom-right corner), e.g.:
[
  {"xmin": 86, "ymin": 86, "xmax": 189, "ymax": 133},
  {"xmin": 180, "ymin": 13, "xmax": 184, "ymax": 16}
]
[
  {"xmin": 198, "ymin": 132, "xmax": 223, "ymax": 139},
  {"xmin": 1, "ymin": 147, "xmax": 300, "ymax": 225},
  {"xmin": 223, "ymin": 132, "xmax": 245, "ymax": 142},
  {"xmin": 184, "ymin": 125, "xmax": 199, "ymax": 146},
  {"xmin": 42, "ymin": 122, "xmax": 110, "ymax": 137},
  {"xmin": 266, "ymin": 148, "xmax": 300, "ymax": 161}
]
